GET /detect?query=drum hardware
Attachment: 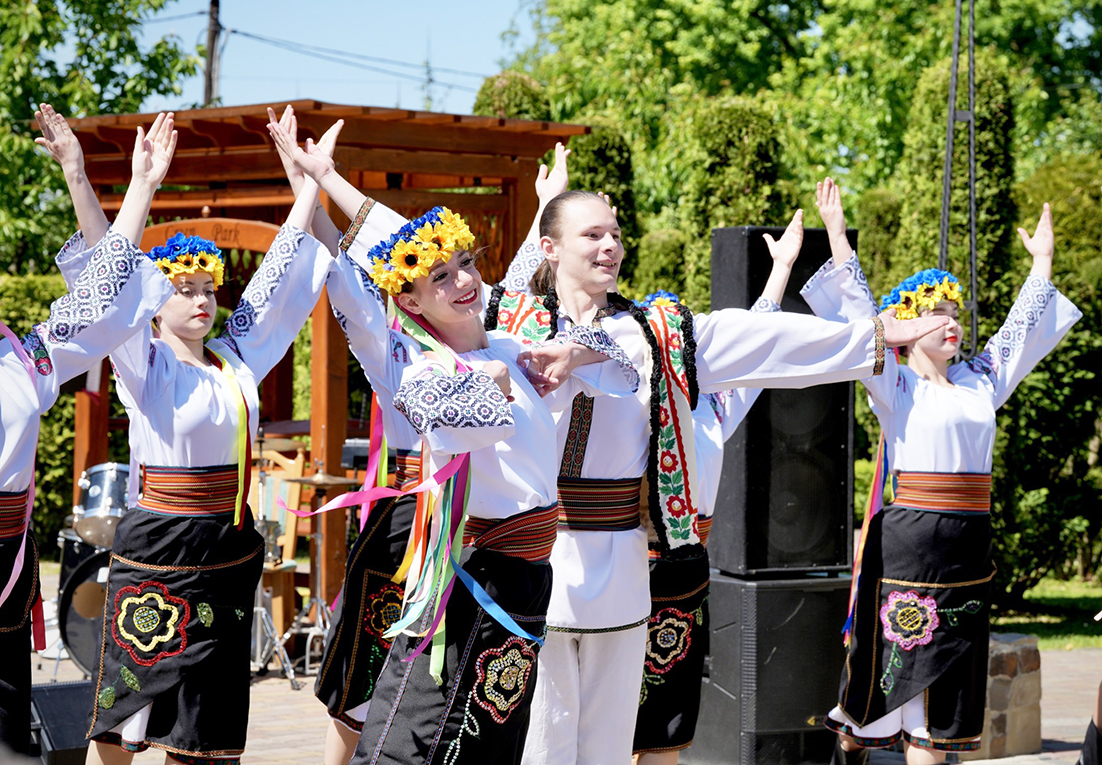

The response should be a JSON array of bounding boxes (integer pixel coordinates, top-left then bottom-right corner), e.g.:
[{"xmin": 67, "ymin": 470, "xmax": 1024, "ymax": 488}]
[
  {"xmin": 57, "ymin": 550, "xmax": 111, "ymax": 677},
  {"xmin": 275, "ymin": 472, "xmax": 360, "ymax": 676},
  {"xmin": 250, "ymin": 430, "xmax": 301, "ymax": 690},
  {"xmin": 72, "ymin": 462, "xmax": 129, "ymax": 548}
]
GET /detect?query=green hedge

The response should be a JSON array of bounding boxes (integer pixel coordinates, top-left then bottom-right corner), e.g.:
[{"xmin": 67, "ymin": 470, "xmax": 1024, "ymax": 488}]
[{"xmin": 632, "ymin": 228, "xmax": 688, "ymax": 297}]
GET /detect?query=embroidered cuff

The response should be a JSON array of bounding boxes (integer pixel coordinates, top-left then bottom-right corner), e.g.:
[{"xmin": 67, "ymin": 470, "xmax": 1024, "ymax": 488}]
[
  {"xmin": 546, "ymin": 325, "xmax": 640, "ymax": 391},
  {"xmin": 750, "ymin": 296, "xmax": 782, "ymax": 314},
  {"xmin": 223, "ymin": 223, "xmax": 306, "ymax": 341},
  {"xmin": 43, "ymin": 228, "xmax": 145, "ymax": 346},
  {"xmin": 395, "ymin": 370, "xmax": 514, "ymax": 435},
  {"xmin": 340, "ymin": 198, "xmax": 378, "ymax": 252},
  {"xmin": 56, "ymin": 229, "xmax": 88, "ymax": 265},
  {"xmin": 985, "ymin": 274, "xmax": 1057, "ymax": 366}
]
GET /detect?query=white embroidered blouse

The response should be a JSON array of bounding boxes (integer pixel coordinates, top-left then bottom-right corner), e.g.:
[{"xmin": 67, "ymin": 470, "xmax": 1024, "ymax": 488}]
[
  {"xmin": 1, "ymin": 230, "xmax": 174, "ymax": 494},
  {"xmin": 800, "ymin": 254, "xmax": 1082, "ymax": 474}
]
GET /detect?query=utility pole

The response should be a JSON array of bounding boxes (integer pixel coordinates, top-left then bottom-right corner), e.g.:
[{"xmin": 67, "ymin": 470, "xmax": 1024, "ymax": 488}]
[{"xmin": 203, "ymin": 0, "xmax": 221, "ymax": 107}]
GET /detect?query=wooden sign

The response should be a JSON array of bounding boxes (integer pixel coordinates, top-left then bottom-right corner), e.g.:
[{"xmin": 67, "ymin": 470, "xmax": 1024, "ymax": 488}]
[{"xmin": 140, "ymin": 217, "xmax": 281, "ymax": 253}]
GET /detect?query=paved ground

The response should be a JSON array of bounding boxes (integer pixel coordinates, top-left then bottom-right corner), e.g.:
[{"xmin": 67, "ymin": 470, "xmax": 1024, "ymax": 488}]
[{"xmin": 25, "ymin": 569, "xmax": 1102, "ymax": 764}]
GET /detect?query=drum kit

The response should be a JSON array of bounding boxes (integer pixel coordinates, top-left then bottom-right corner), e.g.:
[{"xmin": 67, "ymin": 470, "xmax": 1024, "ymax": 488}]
[{"xmin": 51, "ymin": 435, "xmax": 361, "ymax": 688}]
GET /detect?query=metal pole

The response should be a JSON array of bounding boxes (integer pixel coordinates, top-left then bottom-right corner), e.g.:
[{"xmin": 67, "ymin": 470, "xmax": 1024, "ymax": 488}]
[
  {"xmin": 203, "ymin": 0, "xmax": 221, "ymax": 107},
  {"xmin": 938, "ymin": 0, "xmax": 964, "ymax": 271},
  {"xmin": 966, "ymin": 0, "xmax": 979, "ymax": 358}
]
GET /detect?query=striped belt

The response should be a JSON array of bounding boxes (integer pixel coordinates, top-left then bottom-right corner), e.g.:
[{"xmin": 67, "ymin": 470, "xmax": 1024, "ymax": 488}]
[
  {"xmin": 0, "ymin": 490, "xmax": 30, "ymax": 540},
  {"xmin": 557, "ymin": 477, "xmax": 642, "ymax": 532},
  {"xmin": 462, "ymin": 504, "xmax": 559, "ymax": 563},
  {"xmin": 698, "ymin": 515, "xmax": 714, "ymax": 547},
  {"xmin": 138, "ymin": 464, "xmax": 239, "ymax": 517},
  {"xmin": 894, "ymin": 471, "xmax": 992, "ymax": 513},
  {"xmin": 393, "ymin": 449, "xmax": 422, "ymax": 492}
]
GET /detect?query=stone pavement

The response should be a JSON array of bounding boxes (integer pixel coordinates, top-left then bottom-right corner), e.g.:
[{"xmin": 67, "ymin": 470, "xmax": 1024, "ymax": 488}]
[{"xmin": 28, "ymin": 568, "xmax": 1102, "ymax": 764}]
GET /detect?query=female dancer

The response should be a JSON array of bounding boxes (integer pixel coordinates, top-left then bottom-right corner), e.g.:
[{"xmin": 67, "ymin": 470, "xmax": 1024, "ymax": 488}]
[
  {"xmin": 0, "ymin": 110, "xmax": 177, "ymax": 758},
  {"xmin": 268, "ymin": 116, "xmax": 639, "ymax": 764},
  {"xmin": 483, "ymin": 189, "xmax": 949, "ymax": 765},
  {"xmin": 802, "ymin": 177, "xmax": 1081, "ymax": 763},
  {"xmin": 83, "ymin": 121, "xmax": 340, "ymax": 765},
  {"xmin": 632, "ymin": 214, "xmax": 802, "ymax": 763}
]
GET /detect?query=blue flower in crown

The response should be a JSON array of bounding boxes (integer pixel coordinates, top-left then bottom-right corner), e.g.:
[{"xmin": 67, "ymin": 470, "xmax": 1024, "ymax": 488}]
[
  {"xmin": 879, "ymin": 268, "xmax": 963, "ymax": 320},
  {"xmin": 634, "ymin": 289, "xmax": 682, "ymax": 308},
  {"xmin": 366, "ymin": 206, "xmax": 475, "ymax": 294},
  {"xmin": 147, "ymin": 233, "xmax": 225, "ymax": 288}
]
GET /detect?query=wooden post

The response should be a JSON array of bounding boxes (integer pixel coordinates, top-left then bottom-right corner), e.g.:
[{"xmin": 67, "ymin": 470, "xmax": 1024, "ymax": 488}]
[
  {"xmin": 512, "ymin": 158, "xmax": 541, "ymax": 264},
  {"xmin": 72, "ymin": 359, "xmax": 111, "ymax": 506},
  {"xmin": 311, "ymin": 193, "xmax": 350, "ymax": 607}
]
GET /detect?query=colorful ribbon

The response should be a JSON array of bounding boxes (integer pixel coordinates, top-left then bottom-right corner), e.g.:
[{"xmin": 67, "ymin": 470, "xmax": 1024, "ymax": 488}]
[
  {"xmin": 0, "ymin": 320, "xmax": 36, "ymax": 613},
  {"xmin": 207, "ymin": 349, "xmax": 251, "ymax": 529}
]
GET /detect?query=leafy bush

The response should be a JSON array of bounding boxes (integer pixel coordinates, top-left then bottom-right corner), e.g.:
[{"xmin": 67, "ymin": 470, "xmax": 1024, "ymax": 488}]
[
  {"xmin": 472, "ymin": 71, "xmax": 551, "ymax": 122},
  {"xmin": 632, "ymin": 228, "xmax": 688, "ymax": 297}
]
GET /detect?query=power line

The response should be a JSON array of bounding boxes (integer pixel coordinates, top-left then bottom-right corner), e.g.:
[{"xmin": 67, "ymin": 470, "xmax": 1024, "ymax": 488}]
[
  {"xmin": 226, "ymin": 29, "xmax": 480, "ymax": 93},
  {"xmin": 225, "ymin": 28, "xmax": 489, "ymax": 79},
  {"xmin": 143, "ymin": 10, "xmax": 208, "ymax": 24}
]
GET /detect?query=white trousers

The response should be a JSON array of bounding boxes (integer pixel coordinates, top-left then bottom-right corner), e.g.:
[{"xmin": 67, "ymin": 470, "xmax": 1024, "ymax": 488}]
[{"xmin": 522, "ymin": 624, "xmax": 647, "ymax": 765}]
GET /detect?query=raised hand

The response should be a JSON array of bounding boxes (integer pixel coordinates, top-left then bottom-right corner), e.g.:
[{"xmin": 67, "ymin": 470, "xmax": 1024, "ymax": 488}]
[
  {"xmin": 535, "ymin": 142, "xmax": 571, "ymax": 202},
  {"xmin": 310, "ymin": 118, "xmax": 344, "ymax": 160},
  {"xmin": 816, "ymin": 177, "xmax": 847, "ymax": 238},
  {"xmin": 880, "ymin": 311, "xmax": 950, "ymax": 349},
  {"xmin": 34, "ymin": 103, "xmax": 84, "ymax": 173},
  {"xmin": 131, "ymin": 112, "xmax": 178, "ymax": 189},
  {"xmin": 1017, "ymin": 203, "xmax": 1054, "ymax": 262},
  {"xmin": 266, "ymin": 107, "xmax": 335, "ymax": 181},
  {"xmin": 762, "ymin": 210, "xmax": 803, "ymax": 270},
  {"xmin": 271, "ymin": 105, "xmax": 304, "ymax": 189},
  {"xmin": 596, "ymin": 191, "xmax": 618, "ymax": 216}
]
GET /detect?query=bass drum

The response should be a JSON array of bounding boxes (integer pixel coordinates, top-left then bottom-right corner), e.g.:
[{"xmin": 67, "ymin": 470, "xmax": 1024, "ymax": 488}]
[{"xmin": 58, "ymin": 549, "xmax": 111, "ymax": 676}]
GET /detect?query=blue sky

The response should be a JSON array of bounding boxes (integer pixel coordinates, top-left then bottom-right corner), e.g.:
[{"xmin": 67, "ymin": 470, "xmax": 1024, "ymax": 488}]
[{"xmin": 141, "ymin": 0, "xmax": 538, "ymax": 115}]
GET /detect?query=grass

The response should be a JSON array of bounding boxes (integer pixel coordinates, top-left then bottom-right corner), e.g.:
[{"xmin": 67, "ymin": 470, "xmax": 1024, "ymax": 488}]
[{"xmin": 993, "ymin": 577, "xmax": 1102, "ymax": 650}]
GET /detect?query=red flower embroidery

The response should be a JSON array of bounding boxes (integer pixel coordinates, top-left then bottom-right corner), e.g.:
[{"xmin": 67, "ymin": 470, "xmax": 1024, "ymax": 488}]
[
  {"xmin": 473, "ymin": 636, "xmax": 537, "ymax": 724},
  {"xmin": 536, "ymin": 312, "xmax": 551, "ymax": 326},
  {"xmin": 668, "ymin": 333, "xmax": 682, "ymax": 351},
  {"xmin": 645, "ymin": 608, "xmax": 693, "ymax": 674},
  {"xmin": 497, "ymin": 309, "xmax": 513, "ymax": 326},
  {"xmin": 666, "ymin": 496, "xmax": 687, "ymax": 518},
  {"xmin": 660, "ymin": 450, "xmax": 679, "ymax": 472},
  {"xmin": 659, "ymin": 407, "xmax": 670, "ymax": 427},
  {"xmin": 111, "ymin": 581, "xmax": 190, "ymax": 667}
]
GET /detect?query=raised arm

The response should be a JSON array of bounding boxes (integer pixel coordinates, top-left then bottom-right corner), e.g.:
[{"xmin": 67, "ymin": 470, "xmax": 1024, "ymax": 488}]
[
  {"xmin": 759, "ymin": 209, "xmax": 803, "ymax": 305},
  {"xmin": 817, "ymin": 177, "xmax": 853, "ymax": 269},
  {"xmin": 268, "ymin": 105, "xmax": 342, "ymax": 254},
  {"xmin": 524, "ymin": 142, "xmax": 571, "ymax": 245},
  {"xmin": 968, "ymin": 203, "xmax": 1081, "ymax": 408},
  {"xmin": 36, "ymin": 103, "xmax": 109, "ymax": 250}
]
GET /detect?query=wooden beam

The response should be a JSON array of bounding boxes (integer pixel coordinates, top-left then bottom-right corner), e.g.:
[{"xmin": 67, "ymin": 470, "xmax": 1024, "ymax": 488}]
[
  {"xmin": 72, "ymin": 360, "xmax": 111, "ymax": 507},
  {"xmin": 369, "ymin": 189, "xmax": 509, "ymax": 213},
  {"xmin": 101, "ymin": 187, "xmax": 296, "ymax": 212},
  {"xmin": 333, "ymin": 145, "xmax": 527, "ymax": 178}
]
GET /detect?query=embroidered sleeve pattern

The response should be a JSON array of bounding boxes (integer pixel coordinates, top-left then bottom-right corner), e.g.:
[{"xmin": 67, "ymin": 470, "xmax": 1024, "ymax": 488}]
[
  {"xmin": 799, "ymin": 252, "xmax": 877, "ymax": 318},
  {"xmin": 976, "ymin": 275, "xmax": 1055, "ymax": 374},
  {"xmin": 750, "ymin": 296, "xmax": 782, "ymax": 314},
  {"xmin": 55, "ymin": 229, "xmax": 91, "ymax": 289},
  {"xmin": 546, "ymin": 324, "xmax": 640, "ymax": 391},
  {"xmin": 339, "ymin": 197, "xmax": 377, "ymax": 252},
  {"xmin": 500, "ymin": 241, "xmax": 544, "ymax": 294},
  {"xmin": 42, "ymin": 229, "xmax": 142, "ymax": 346},
  {"xmin": 222, "ymin": 224, "xmax": 305, "ymax": 341},
  {"xmin": 394, "ymin": 370, "xmax": 514, "ymax": 436},
  {"xmin": 330, "ymin": 255, "xmax": 383, "ymax": 338}
]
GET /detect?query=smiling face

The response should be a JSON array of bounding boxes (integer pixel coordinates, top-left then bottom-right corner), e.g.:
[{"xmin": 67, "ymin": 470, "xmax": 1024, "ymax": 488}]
[
  {"xmin": 541, "ymin": 197, "xmax": 623, "ymax": 296},
  {"xmin": 394, "ymin": 251, "xmax": 484, "ymax": 327},
  {"xmin": 910, "ymin": 299, "xmax": 963, "ymax": 361},
  {"xmin": 156, "ymin": 273, "xmax": 217, "ymax": 341}
]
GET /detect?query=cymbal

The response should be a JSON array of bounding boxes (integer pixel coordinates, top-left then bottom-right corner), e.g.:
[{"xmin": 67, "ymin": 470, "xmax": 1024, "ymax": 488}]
[
  {"xmin": 251, "ymin": 437, "xmax": 306, "ymax": 456},
  {"xmin": 282, "ymin": 473, "xmax": 362, "ymax": 488}
]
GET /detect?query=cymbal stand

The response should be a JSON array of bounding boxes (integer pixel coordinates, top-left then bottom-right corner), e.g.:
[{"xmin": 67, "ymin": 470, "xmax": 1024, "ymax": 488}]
[{"xmin": 251, "ymin": 429, "xmax": 301, "ymax": 690}]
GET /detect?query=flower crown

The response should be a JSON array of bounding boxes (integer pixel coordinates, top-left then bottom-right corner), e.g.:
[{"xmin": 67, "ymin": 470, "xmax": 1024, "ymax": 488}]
[
  {"xmin": 879, "ymin": 269, "xmax": 963, "ymax": 320},
  {"xmin": 147, "ymin": 233, "xmax": 225, "ymax": 288},
  {"xmin": 634, "ymin": 289, "xmax": 681, "ymax": 308},
  {"xmin": 367, "ymin": 207, "xmax": 475, "ymax": 294}
]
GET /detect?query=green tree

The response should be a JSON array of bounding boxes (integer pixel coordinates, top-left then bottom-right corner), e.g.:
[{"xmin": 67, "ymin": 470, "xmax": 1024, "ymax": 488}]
[
  {"xmin": 0, "ymin": 0, "xmax": 200, "ymax": 273},
  {"xmin": 472, "ymin": 71, "xmax": 551, "ymax": 121}
]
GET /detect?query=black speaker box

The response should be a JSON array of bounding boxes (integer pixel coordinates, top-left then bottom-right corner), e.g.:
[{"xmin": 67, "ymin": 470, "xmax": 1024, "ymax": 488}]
[
  {"xmin": 709, "ymin": 226, "xmax": 857, "ymax": 576},
  {"xmin": 685, "ymin": 573, "xmax": 850, "ymax": 765},
  {"xmin": 30, "ymin": 681, "xmax": 93, "ymax": 764}
]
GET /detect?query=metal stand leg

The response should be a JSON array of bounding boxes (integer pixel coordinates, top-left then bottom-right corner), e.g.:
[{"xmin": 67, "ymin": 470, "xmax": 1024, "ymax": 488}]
[{"xmin": 253, "ymin": 578, "xmax": 302, "ymax": 690}]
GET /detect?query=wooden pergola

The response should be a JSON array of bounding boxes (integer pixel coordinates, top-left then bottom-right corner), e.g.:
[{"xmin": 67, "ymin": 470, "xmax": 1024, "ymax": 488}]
[{"xmin": 68, "ymin": 100, "xmax": 588, "ymax": 603}]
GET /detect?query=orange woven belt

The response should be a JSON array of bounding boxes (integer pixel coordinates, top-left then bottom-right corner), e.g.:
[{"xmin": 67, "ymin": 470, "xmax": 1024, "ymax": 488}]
[
  {"xmin": 139, "ymin": 465, "xmax": 239, "ymax": 517},
  {"xmin": 392, "ymin": 449, "xmax": 422, "ymax": 492},
  {"xmin": 557, "ymin": 477, "xmax": 642, "ymax": 532},
  {"xmin": 0, "ymin": 490, "xmax": 30, "ymax": 539},
  {"xmin": 462, "ymin": 504, "xmax": 559, "ymax": 563},
  {"xmin": 894, "ymin": 471, "xmax": 991, "ymax": 513}
]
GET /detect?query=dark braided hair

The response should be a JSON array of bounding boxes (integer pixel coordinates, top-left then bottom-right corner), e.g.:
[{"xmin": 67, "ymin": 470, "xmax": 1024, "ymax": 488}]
[
  {"xmin": 678, "ymin": 302, "xmax": 699, "ymax": 410},
  {"xmin": 483, "ymin": 282, "xmax": 506, "ymax": 332}
]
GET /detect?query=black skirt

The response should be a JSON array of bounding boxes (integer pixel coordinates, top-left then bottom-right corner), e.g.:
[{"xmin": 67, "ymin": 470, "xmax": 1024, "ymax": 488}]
[
  {"xmin": 352, "ymin": 546, "xmax": 552, "ymax": 765},
  {"xmin": 87, "ymin": 506, "xmax": 263, "ymax": 762},
  {"xmin": 316, "ymin": 494, "xmax": 417, "ymax": 730},
  {"xmin": 829, "ymin": 504, "xmax": 994, "ymax": 750},
  {"xmin": 633, "ymin": 552, "xmax": 710, "ymax": 754},
  {"xmin": 0, "ymin": 530, "xmax": 38, "ymax": 755}
]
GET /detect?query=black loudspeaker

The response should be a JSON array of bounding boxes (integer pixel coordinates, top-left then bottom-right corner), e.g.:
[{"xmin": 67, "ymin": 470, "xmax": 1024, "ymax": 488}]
[
  {"xmin": 709, "ymin": 226, "xmax": 857, "ymax": 576},
  {"xmin": 30, "ymin": 681, "xmax": 93, "ymax": 764},
  {"xmin": 685, "ymin": 573, "xmax": 850, "ymax": 765}
]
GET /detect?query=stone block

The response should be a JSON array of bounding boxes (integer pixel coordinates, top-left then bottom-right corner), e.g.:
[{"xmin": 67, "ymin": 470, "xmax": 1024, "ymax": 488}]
[
  {"xmin": 1005, "ymin": 703, "xmax": 1042, "ymax": 755},
  {"xmin": 988, "ymin": 677, "xmax": 1012, "ymax": 710},
  {"xmin": 989, "ymin": 649, "xmax": 1019, "ymax": 678},
  {"xmin": 988, "ymin": 733, "xmax": 1007, "ymax": 759},
  {"xmin": 1010, "ymin": 671, "xmax": 1042, "ymax": 710},
  {"xmin": 1020, "ymin": 646, "xmax": 1041, "ymax": 674},
  {"xmin": 990, "ymin": 712, "xmax": 1006, "ymax": 736}
]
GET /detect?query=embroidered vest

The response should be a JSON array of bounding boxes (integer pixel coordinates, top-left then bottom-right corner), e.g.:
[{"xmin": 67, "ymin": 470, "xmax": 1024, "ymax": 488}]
[{"xmin": 489, "ymin": 290, "xmax": 703, "ymax": 558}]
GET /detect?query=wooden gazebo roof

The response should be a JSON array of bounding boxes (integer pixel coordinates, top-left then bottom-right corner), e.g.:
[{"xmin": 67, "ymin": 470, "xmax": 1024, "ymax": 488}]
[{"xmin": 67, "ymin": 101, "xmax": 589, "ymax": 603}]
